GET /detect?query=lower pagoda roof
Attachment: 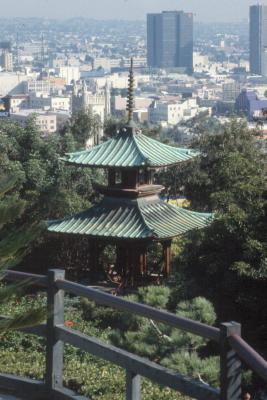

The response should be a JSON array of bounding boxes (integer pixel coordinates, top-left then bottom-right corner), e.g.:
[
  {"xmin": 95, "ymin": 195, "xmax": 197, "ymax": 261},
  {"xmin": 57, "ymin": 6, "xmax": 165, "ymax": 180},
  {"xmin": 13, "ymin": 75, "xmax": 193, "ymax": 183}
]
[{"xmin": 47, "ymin": 196, "xmax": 212, "ymax": 241}]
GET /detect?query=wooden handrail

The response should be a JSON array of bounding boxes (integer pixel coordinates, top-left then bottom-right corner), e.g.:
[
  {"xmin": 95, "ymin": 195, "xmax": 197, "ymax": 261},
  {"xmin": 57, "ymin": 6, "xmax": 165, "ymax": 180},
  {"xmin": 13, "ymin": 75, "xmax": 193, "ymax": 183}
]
[
  {"xmin": 4, "ymin": 270, "xmax": 48, "ymax": 287},
  {"xmin": 56, "ymin": 325, "xmax": 220, "ymax": 400},
  {"xmin": 229, "ymin": 334, "xmax": 267, "ymax": 383},
  {"xmin": 2, "ymin": 268, "xmax": 267, "ymax": 400},
  {"xmin": 56, "ymin": 278, "xmax": 221, "ymax": 342}
]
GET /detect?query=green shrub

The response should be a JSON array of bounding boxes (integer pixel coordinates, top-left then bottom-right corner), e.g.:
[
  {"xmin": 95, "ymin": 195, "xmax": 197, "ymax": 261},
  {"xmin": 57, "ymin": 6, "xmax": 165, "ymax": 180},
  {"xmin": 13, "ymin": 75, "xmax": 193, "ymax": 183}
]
[{"xmin": 0, "ymin": 291, "xmax": 189, "ymax": 399}]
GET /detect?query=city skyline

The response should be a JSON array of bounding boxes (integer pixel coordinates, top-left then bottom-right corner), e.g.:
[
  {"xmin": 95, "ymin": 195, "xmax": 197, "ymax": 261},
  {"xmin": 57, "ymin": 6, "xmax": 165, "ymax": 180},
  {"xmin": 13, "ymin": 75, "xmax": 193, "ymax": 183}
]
[{"xmin": 0, "ymin": 0, "xmax": 267, "ymax": 22}]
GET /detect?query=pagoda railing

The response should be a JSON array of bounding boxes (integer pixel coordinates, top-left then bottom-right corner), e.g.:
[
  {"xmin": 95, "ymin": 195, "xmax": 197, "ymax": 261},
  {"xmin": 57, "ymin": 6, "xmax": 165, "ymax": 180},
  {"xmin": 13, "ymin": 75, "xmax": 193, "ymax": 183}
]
[{"xmin": 0, "ymin": 269, "xmax": 266, "ymax": 400}]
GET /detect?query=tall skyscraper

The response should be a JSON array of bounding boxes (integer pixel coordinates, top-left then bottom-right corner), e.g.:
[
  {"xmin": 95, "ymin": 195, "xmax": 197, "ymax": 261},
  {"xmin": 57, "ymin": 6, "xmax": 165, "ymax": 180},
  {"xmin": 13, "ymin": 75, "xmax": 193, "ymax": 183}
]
[
  {"xmin": 147, "ymin": 11, "xmax": 193, "ymax": 73},
  {"xmin": 250, "ymin": 4, "xmax": 267, "ymax": 76}
]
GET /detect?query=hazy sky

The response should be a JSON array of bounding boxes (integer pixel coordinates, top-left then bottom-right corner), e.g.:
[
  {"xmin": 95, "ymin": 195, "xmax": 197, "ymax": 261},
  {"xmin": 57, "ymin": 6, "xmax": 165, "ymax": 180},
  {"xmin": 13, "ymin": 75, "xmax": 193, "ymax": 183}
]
[{"xmin": 0, "ymin": 0, "xmax": 267, "ymax": 22}]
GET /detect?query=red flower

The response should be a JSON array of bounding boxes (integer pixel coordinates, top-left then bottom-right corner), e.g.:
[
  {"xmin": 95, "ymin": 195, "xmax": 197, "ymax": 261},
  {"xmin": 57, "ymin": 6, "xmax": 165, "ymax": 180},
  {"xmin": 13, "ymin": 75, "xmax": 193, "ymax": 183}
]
[{"xmin": 64, "ymin": 320, "xmax": 74, "ymax": 327}]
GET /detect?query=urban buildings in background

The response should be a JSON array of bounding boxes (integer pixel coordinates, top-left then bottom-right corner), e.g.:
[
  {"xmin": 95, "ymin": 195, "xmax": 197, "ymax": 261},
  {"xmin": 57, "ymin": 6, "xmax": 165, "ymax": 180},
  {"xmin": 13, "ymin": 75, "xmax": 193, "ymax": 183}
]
[
  {"xmin": 250, "ymin": 4, "xmax": 267, "ymax": 76},
  {"xmin": 0, "ymin": 42, "xmax": 13, "ymax": 72},
  {"xmin": 147, "ymin": 11, "xmax": 193, "ymax": 73},
  {"xmin": 1, "ymin": 50, "xmax": 13, "ymax": 72},
  {"xmin": 0, "ymin": 6, "xmax": 266, "ymax": 152}
]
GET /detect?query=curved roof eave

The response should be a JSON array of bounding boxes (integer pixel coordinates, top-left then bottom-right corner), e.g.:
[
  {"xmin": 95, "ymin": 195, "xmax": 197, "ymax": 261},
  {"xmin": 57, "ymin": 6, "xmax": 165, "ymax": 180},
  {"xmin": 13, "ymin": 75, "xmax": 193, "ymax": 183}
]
[
  {"xmin": 46, "ymin": 199, "xmax": 213, "ymax": 241},
  {"xmin": 61, "ymin": 132, "xmax": 199, "ymax": 169}
]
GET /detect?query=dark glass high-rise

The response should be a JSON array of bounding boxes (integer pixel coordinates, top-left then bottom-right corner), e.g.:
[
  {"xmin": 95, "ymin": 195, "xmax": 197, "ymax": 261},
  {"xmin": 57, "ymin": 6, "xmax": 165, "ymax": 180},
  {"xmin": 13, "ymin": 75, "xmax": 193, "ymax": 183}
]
[
  {"xmin": 250, "ymin": 4, "xmax": 267, "ymax": 76},
  {"xmin": 147, "ymin": 11, "xmax": 193, "ymax": 74}
]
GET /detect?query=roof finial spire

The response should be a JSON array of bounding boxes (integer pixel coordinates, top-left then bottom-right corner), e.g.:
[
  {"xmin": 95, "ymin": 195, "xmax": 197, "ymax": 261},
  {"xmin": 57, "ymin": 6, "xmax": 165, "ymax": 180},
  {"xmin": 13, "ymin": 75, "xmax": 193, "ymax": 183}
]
[{"xmin": 126, "ymin": 57, "xmax": 134, "ymax": 126}]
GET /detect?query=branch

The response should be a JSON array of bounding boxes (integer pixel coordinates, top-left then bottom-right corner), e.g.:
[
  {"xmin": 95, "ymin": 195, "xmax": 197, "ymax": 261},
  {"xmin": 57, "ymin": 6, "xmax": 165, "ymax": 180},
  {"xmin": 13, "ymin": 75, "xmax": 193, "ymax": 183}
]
[{"xmin": 150, "ymin": 319, "xmax": 172, "ymax": 342}]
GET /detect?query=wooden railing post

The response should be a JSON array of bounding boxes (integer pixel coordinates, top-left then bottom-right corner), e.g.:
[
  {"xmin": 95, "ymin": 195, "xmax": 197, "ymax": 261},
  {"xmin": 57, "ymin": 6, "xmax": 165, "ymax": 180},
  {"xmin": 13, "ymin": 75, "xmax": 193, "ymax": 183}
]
[
  {"xmin": 45, "ymin": 269, "xmax": 65, "ymax": 394},
  {"xmin": 220, "ymin": 322, "xmax": 242, "ymax": 400},
  {"xmin": 126, "ymin": 370, "xmax": 141, "ymax": 400}
]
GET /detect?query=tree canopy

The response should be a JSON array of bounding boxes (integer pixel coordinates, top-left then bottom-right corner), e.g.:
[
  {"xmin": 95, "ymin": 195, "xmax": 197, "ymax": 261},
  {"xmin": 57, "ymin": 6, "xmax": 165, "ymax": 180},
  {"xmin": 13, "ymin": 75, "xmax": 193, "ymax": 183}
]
[
  {"xmin": 0, "ymin": 115, "xmax": 103, "ymax": 274},
  {"xmin": 0, "ymin": 173, "xmax": 44, "ymax": 332},
  {"xmin": 167, "ymin": 119, "xmax": 267, "ymax": 357}
]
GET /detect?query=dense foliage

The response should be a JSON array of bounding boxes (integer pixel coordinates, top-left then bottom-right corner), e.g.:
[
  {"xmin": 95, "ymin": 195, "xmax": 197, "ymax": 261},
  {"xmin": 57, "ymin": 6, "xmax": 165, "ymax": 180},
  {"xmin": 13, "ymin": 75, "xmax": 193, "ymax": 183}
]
[
  {"xmin": 162, "ymin": 120, "xmax": 267, "ymax": 359},
  {"xmin": 0, "ymin": 114, "xmax": 103, "ymax": 274},
  {"xmin": 0, "ymin": 292, "xmax": 189, "ymax": 400},
  {"xmin": 80, "ymin": 286, "xmax": 219, "ymax": 386},
  {"xmin": 0, "ymin": 173, "xmax": 44, "ymax": 332},
  {"xmin": 0, "ymin": 113, "xmax": 266, "ymax": 396}
]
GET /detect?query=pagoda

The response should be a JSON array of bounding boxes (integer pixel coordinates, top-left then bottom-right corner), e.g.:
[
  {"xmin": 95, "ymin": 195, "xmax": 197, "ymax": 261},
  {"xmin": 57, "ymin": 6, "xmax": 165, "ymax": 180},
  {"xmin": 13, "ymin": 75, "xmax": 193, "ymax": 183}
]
[{"xmin": 47, "ymin": 59, "xmax": 212, "ymax": 284}]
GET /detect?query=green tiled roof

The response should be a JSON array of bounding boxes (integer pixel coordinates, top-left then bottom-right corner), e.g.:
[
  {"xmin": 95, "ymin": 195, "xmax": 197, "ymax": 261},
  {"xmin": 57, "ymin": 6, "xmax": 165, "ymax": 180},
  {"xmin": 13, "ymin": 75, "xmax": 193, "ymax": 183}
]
[
  {"xmin": 47, "ymin": 196, "xmax": 212, "ymax": 240},
  {"xmin": 62, "ymin": 130, "xmax": 198, "ymax": 168}
]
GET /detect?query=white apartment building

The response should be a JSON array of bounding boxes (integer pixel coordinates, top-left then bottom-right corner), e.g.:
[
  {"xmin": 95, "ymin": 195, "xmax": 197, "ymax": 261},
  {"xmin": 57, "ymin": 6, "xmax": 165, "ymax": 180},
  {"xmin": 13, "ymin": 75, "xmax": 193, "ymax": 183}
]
[
  {"xmin": 1, "ymin": 50, "xmax": 13, "ymax": 72},
  {"xmin": 193, "ymin": 52, "xmax": 209, "ymax": 69},
  {"xmin": 8, "ymin": 95, "xmax": 28, "ymax": 112},
  {"xmin": 148, "ymin": 98, "xmax": 200, "ymax": 126},
  {"xmin": 28, "ymin": 93, "xmax": 71, "ymax": 112},
  {"xmin": 24, "ymin": 80, "xmax": 51, "ymax": 94},
  {"xmin": 111, "ymin": 95, "xmax": 153, "ymax": 116},
  {"xmin": 92, "ymin": 73, "xmax": 150, "ymax": 90},
  {"xmin": 10, "ymin": 110, "xmax": 57, "ymax": 135},
  {"xmin": 0, "ymin": 72, "xmax": 34, "ymax": 97},
  {"xmin": 56, "ymin": 66, "xmax": 80, "ymax": 85}
]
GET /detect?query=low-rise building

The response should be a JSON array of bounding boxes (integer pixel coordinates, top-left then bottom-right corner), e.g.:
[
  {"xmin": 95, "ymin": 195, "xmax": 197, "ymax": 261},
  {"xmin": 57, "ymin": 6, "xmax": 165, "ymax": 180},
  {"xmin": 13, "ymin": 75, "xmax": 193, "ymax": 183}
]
[
  {"xmin": 28, "ymin": 93, "xmax": 71, "ymax": 112},
  {"xmin": 7, "ymin": 94, "xmax": 28, "ymax": 112},
  {"xmin": 111, "ymin": 95, "xmax": 153, "ymax": 117},
  {"xmin": 222, "ymin": 81, "xmax": 241, "ymax": 102},
  {"xmin": 1, "ymin": 50, "xmax": 13, "ymax": 72},
  {"xmin": 235, "ymin": 89, "xmax": 267, "ymax": 120},
  {"xmin": 56, "ymin": 66, "xmax": 80, "ymax": 85},
  {"xmin": 148, "ymin": 98, "xmax": 200, "ymax": 126},
  {"xmin": 24, "ymin": 79, "xmax": 51, "ymax": 94},
  {"xmin": 10, "ymin": 109, "xmax": 57, "ymax": 135}
]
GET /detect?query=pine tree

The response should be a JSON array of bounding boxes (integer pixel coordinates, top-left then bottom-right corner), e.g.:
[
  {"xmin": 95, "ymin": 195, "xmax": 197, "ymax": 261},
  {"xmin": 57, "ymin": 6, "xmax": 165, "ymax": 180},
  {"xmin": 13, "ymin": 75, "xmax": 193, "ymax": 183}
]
[
  {"xmin": 0, "ymin": 173, "xmax": 44, "ymax": 333},
  {"xmin": 169, "ymin": 119, "xmax": 267, "ymax": 355},
  {"xmin": 80, "ymin": 286, "xmax": 219, "ymax": 386}
]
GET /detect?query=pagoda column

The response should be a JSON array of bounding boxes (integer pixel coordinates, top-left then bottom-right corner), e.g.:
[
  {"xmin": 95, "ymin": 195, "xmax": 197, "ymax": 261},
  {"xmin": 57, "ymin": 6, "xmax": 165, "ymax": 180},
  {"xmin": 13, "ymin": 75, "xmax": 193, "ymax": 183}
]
[
  {"xmin": 90, "ymin": 240, "xmax": 101, "ymax": 274},
  {"xmin": 116, "ymin": 243, "xmax": 148, "ymax": 285},
  {"xmin": 115, "ymin": 244, "xmax": 126, "ymax": 277},
  {"xmin": 162, "ymin": 240, "xmax": 172, "ymax": 276},
  {"xmin": 139, "ymin": 249, "xmax": 147, "ymax": 276},
  {"xmin": 108, "ymin": 169, "xmax": 116, "ymax": 186},
  {"xmin": 132, "ymin": 245, "xmax": 147, "ymax": 276}
]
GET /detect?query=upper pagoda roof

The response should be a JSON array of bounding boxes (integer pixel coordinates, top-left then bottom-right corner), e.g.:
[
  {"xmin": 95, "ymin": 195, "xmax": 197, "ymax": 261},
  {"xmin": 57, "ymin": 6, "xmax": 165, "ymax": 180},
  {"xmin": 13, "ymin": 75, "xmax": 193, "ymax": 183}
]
[
  {"xmin": 47, "ymin": 196, "xmax": 212, "ymax": 241},
  {"xmin": 62, "ymin": 128, "xmax": 198, "ymax": 169}
]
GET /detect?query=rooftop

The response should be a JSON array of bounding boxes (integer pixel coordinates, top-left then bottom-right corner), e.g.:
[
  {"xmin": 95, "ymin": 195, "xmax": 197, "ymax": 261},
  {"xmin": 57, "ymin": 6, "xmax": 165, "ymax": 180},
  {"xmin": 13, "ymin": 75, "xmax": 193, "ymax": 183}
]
[
  {"xmin": 63, "ymin": 127, "xmax": 198, "ymax": 169},
  {"xmin": 47, "ymin": 196, "xmax": 212, "ymax": 241}
]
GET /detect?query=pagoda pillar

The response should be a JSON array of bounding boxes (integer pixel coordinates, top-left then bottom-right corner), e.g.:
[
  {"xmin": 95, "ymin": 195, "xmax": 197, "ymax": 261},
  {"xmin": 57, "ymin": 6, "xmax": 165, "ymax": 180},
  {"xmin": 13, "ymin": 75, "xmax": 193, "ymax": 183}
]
[
  {"xmin": 115, "ymin": 244, "xmax": 126, "ymax": 277},
  {"xmin": 139, "ymin": 249, "xmax": 147, "ymax": 276},
  {"xmin": 108, "ymin": 169, "xmax": 116, "ymax": 186},
  {"xmin": 90, "ymin": 241, "xmax": 100, "ymax": 273},
  {"xmin": 116, "ymin": 243, "xmax": 148, "ymax": 286},
  {"xmin": 162, "ymin": 240, "xmax": 172, "ymax": 276}
]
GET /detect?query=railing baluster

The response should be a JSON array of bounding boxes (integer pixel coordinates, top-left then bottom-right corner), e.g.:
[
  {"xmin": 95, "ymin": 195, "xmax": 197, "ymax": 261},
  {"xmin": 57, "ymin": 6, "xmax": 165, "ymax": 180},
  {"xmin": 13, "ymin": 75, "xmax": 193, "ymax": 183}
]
[
  {"xmin": 126, "ymin": 370, "xmax": 141, "ymax": 400},
  {"xmin": 220, "ymin": 322, "xmax": 242, "ymax": 400},
  {"xmin": 45, "ymin": 269, "xmax": 65, "ymax": 394}
]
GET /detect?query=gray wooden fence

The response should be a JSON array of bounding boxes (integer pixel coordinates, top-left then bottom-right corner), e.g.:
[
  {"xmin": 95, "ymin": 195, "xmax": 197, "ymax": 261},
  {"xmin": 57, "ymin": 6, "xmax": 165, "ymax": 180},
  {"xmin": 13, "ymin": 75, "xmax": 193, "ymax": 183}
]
[{"xmin": 0, "ymin": 269, "xmax": 266, "ymax": 400}]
